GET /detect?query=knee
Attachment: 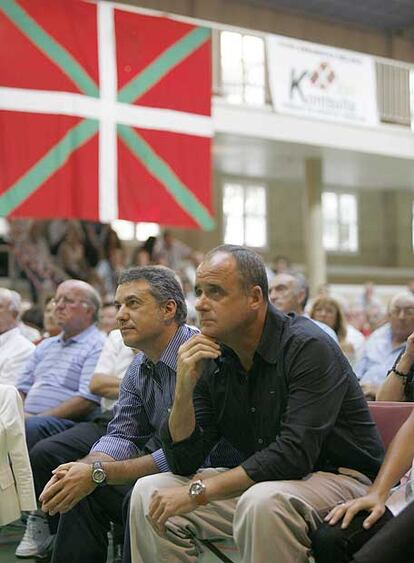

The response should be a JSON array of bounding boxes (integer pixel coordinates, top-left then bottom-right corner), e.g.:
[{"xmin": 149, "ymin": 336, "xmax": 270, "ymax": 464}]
[
  {"xmin": 311, "ymin": 522, "xmax": 348, "ymax": 560},
  {"xmin": 236, "ymin": 483, "xmax": 293, "ymax": 520},
  {"xmin": 130, "ymin": 475, "xmax": 162, "ymax": 516}
]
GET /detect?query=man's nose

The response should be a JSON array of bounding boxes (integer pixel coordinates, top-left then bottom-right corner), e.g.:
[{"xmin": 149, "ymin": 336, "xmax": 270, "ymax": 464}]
[
  {"xmin": 116, "ymin": 304, "xmax": 128, "ymax": 320},
  {"xmin": 195, "ymin": 294, "xmax": 209, "ymax": 310}
]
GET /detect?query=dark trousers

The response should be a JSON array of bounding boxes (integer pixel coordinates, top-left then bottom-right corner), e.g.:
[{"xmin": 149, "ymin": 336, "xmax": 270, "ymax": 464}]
[
  {"xmin": 311, "ymin": 506, "xmax": 400, "ymax": 563},
  {"xmin": 25, "ymin": 416, "xmax": 75, "ymax": 451},
  {"xmin": 51, "ymin": 484, "xmax": 133, "ymax": 563},
  {"xmin": 30, "ymin": 419, "xmax": 109, "ymax": 533},
  {"xmin": 352, "ymin": 502, "xmax": 414, "ymax": 563}
]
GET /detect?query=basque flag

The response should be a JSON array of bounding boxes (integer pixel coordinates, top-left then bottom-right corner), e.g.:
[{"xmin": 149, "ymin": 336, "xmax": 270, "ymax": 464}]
[{"xmin": 0, "ymin": 0, "xmax": 214, "ymax": 229}]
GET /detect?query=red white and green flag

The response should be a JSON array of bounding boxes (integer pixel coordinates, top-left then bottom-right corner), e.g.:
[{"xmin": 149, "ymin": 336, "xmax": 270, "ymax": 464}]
[{"xmin": 0, "ymin": 0, "xmax": 214, "ymax": 229}]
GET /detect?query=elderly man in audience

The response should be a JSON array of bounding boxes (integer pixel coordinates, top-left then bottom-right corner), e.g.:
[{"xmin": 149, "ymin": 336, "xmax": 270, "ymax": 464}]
[
  {"xmin": 356, "ymin": 291, "xmax": 414, "ymax": 399},
  {"xmin": 127, "ymin": 245, "xmax": 383, "ymax": 563},
  {"xmin": 0, "ymin": 288, "xmax": 34, "ymax": 385},
  {"xmin": 376, "ymin": 330, "xmax": 414, "ymax": 402},
  {"xmin": 37, "ymin": 266, "xmax": 240, "ymax": 563},
  {"xmin": 269, "ymin": 271, "xmax": 338, "ymax": 341},
  {"xmin": 14, "ymin": 279, "xmax": 105, "ymax": 558}
]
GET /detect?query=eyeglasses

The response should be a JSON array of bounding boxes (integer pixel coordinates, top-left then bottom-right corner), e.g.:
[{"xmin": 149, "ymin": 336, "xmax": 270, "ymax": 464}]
[
  {"xmin": 51, "ymin": 296, "xmax": 88, "ymax": 308},
  {"xmin": 390, "ymin": 307, "xmax": 414, "ymax": 318}
]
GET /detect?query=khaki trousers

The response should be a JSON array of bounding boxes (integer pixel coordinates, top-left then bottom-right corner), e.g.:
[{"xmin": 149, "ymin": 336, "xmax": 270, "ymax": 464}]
[{"xmin": 129, "ymin": 468, "xmax": 371, "ymax": 563}]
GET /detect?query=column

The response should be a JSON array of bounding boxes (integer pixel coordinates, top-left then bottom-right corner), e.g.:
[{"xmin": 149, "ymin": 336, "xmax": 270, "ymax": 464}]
[{"xmin": 304, "ymin": 158, "xmax": 326, "ymax": 295}]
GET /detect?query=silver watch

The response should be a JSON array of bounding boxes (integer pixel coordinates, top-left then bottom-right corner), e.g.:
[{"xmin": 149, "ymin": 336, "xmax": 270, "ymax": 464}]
[
  {"xmin": 188, "ymin": 479, "xmax": 207, "ymax": 506},
  {"xmin": 91, "ymin": 461, "xmax": 106, "ymax": 486}
]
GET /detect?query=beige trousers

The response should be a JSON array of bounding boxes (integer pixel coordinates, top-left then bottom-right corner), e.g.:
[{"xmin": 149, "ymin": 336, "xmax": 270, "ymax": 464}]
[{"xmin": 129, "ymin": 468, "xmax": 371, "ymax": 563}]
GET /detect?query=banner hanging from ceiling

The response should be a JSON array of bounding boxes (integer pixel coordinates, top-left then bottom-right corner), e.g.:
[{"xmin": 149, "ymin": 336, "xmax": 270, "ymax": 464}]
[
  {"xmin": 0, "ymin": 0, "xmax": 214, "ymax": 229},
  {"xmin": 267, "ymin": 34, "xmax": 379, "ymax": 127}
]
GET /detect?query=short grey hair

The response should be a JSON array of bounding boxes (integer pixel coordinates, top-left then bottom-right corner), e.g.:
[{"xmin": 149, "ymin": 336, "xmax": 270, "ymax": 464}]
[
  {"xmin": 118, "ymin": 266, "xmax": 187, "ymax": 325},
  {"xmin": 84, "ymin": 286, "xmax": 102, "ymax": 322},
  {"xmin": 291, "ymin": 273, "xmax": 310, "ymax": 308},
  {"xmin": 0, "ymin": 288, "xmax": 21, "ymax": 315},
  {"xmin": 204, "ymin": 245, "xmax": 269, "ymax": 300}
]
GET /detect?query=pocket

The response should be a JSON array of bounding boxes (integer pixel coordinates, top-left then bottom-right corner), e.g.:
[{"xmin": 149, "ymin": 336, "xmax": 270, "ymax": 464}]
[{"xmin": 0, "ymin": 465, "xmax": 15, "ymax": 490}]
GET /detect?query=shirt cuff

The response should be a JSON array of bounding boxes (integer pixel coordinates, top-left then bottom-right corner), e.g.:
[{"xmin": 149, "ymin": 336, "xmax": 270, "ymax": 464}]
[{"xmin": 151, "ymin": 449, "xmax": 170, "ymax": 472}]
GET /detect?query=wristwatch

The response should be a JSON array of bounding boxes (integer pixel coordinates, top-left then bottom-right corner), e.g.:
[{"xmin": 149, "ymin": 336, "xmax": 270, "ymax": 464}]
[
  {"xmin": 188, "ymin": 479, "xmax": 208, "ymax": 506},
  {"xmin": 91, "ymin": 461, "xmax": 107, "ymax": 486}
]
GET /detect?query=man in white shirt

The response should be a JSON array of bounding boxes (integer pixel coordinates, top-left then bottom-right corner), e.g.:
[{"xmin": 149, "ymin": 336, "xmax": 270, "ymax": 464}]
[{"xmin": 0, "ymin": 288, "xmax": 34, "ymax": 386}]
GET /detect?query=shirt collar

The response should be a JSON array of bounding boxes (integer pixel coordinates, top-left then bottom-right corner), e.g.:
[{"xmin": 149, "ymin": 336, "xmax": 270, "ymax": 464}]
[
  {"xmin": 141, "ymin": 325, "xmax": 196, "ymax": 373},
  {"xmin": 0, "ymin": 326, "xmax": 21, "ymax": 345},
  {"xmin": 218, "ymin": 304, "xmax": 286, "ymax": 367},
  {"xmin": 56, "ymin": 323, "xmax": 97, "ymax": 344},
  {"xmin": 254, "ymin": 304, "xmax": 287, "ymax": 364}
]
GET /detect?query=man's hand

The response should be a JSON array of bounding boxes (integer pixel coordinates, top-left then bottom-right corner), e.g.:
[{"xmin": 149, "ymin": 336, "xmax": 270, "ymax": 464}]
[
  {"xmin": 39, "ymin": 462, "xmax": 96, "ymax": 515},
  {"xmin": 148, "ymin": 486, "xmax": 196, "ymax": 535},
  {"xmin": 324, "ymin": 491, "xmax": 387, "ymax": 530},
  {"xmin": 176, "ymin": 335, "xmax": 221, "ymax": 394}
]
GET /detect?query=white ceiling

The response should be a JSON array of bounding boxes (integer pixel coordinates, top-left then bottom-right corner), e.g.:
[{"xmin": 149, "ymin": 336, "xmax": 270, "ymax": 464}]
[{"xmin": 213, "ymin": 133, "xmax": 414, "ymax": 189}]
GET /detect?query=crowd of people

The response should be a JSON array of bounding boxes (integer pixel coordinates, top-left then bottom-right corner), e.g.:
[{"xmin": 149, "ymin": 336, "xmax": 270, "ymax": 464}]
[{"xmin": 1, "ymin": 232, "xmax": 414, "ymax": 562}]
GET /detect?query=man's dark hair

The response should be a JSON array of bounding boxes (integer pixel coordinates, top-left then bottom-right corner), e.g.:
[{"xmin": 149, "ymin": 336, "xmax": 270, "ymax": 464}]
[
  {"xmin": 205, "ymin": 245, "xmax": 269, "ymax": 300},
  {"xmin": 118, "ymin": 266, "xmax": 187, "ymax": 325}
]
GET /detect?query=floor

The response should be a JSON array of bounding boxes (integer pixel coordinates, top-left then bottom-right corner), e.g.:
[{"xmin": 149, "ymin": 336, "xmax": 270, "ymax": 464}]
[
  {"xmin": 0, "ymin": 521, "xmax": 115, "ymax": 563},
  {"xmin": 0, "ymin": 521, "xmax": 26, "ymax": 563}
]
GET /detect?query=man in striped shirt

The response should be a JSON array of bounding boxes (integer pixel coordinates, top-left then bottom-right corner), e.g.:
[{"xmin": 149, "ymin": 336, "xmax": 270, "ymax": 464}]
[
  {"xmin": 37, "ymin": 266, "xmax": 240, "ymax": 563},
  {"xmin": 17, "ymin": 279, "xmax": 105, "ymax": 447},
  {"xmin": 15, "ymin": 279, "xmax": 105, "ymax": 558}
]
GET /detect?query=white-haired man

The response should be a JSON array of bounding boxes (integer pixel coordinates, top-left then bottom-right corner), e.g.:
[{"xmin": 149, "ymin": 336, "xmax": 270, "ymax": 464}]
[
  {"xmin": 0, "ymin": 288, "xmax": 34, "ymax": 385},
  {"xmin": 356, "ymin": 291, "xmax": 414, "ymax": 398}
]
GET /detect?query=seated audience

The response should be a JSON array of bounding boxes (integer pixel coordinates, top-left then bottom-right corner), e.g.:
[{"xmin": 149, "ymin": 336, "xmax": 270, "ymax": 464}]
[
  {"xmin": 310, "ymin": 296, "xmax": 365, "ymax": 367},
  {"xmin": 16, "ymin": 328, "xmax": 135, "ymax": 559},
  {"xmin": 312, "ymin": 389, "xmax": 414, "ymax": 562},
  {"xmin": 269, "ymin": 272, "xmax": 338, "ymax": 341},
  {"xmin": 14, "ymin": 280, "xmax": 105, "ymax": 558},
  {"xmin": 0, "ymin": 288, "xmax": 34, "ymax": 385},
  {"xmin": 127, "ymin": 245, "xmax": 383, "ymax": 563},
  {"xmin": 152, "ymin": 230, "xmax": 196, "ymax": 270},
  {"xmin": 36, "ymin": 266, "xmax": 240, "ymax": 563},
  {"xmin": 98, "ymin": 302, "xmax": 118, "ymax": 334},
  {"xmin": 356, "ymin": 292, "xmax": 414, "ymax": 399},
  {"xmin": 376, "ymin": 330, "xmax": 414, "ymax": 402},
  {"xmin": 41, "ymin": 295, "xmax": 60, "ymax": 339},
  {"xmin": 57, "ymin": 221, "xmax": 89, "ymax": 280}
]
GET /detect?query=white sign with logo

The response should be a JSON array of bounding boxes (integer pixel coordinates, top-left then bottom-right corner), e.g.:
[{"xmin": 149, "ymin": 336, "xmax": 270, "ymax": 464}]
[{"xmin": 267, "ymin": 35, "xmax": 379, "ymax": 126}]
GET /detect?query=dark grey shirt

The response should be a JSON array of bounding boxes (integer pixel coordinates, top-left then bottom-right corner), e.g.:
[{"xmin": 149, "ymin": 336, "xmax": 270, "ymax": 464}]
[{"xmin": 161, "ymin": 305, "xmax": 384, "ymax": 482}]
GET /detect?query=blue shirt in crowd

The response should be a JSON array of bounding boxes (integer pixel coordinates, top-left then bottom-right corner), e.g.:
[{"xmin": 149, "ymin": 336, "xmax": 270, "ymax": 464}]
[
  {"xmin": 356, "ymin": 323, "xmax": 405, "ymax": 387},
  {"xmin": 17, "ymin": 324, "xmax": 105, "ymax": 414}
]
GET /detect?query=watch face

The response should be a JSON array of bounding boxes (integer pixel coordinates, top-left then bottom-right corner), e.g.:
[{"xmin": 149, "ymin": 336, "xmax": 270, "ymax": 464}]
[
  {"xmin": 189, "ymin": 480, "xmax": 205, "ymax": 498},
  {"xmin": 92, "ymin": 468, "xmax": 106, "ymax": 484}
]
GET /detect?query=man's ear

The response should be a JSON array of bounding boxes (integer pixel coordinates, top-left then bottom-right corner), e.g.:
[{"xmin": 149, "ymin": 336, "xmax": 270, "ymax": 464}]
[
  {"xmin": 163, "ymin": 299, "xmax": 177, "ymax": 323},
  {"xmin": 298, "ymin": 289, "xmax": 306, "ymax": 308},
  {"xmin": 249, "ymin": 286, "xmax": 264, "ymax": 310}
]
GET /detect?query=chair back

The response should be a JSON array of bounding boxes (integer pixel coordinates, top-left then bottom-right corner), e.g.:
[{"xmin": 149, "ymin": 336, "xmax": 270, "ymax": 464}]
[{"xmin": 368, "ymin": 401, "xmax": 414, "ymax": 450}]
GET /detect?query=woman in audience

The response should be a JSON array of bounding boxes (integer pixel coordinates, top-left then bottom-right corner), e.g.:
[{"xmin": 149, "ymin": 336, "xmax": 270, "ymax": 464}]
[{"xmin": 310, "ymin": 296, "xmax": 365, "ymax": 366}]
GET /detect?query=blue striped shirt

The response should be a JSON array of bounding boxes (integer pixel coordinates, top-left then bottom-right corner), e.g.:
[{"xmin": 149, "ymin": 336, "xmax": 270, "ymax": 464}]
[
  {"xmin": 91, "ymin": 324, "xmax": 242, "ymax": 471},
  {"xmin": 17, "ymin": 324, "xmax": 105, "ymax": 414}
]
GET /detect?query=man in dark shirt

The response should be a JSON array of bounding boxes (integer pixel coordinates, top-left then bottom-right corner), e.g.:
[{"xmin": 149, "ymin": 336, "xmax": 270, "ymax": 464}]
[{"xmin": 128, "ymin": 245, "xmax": 384, "ymax": 563}]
